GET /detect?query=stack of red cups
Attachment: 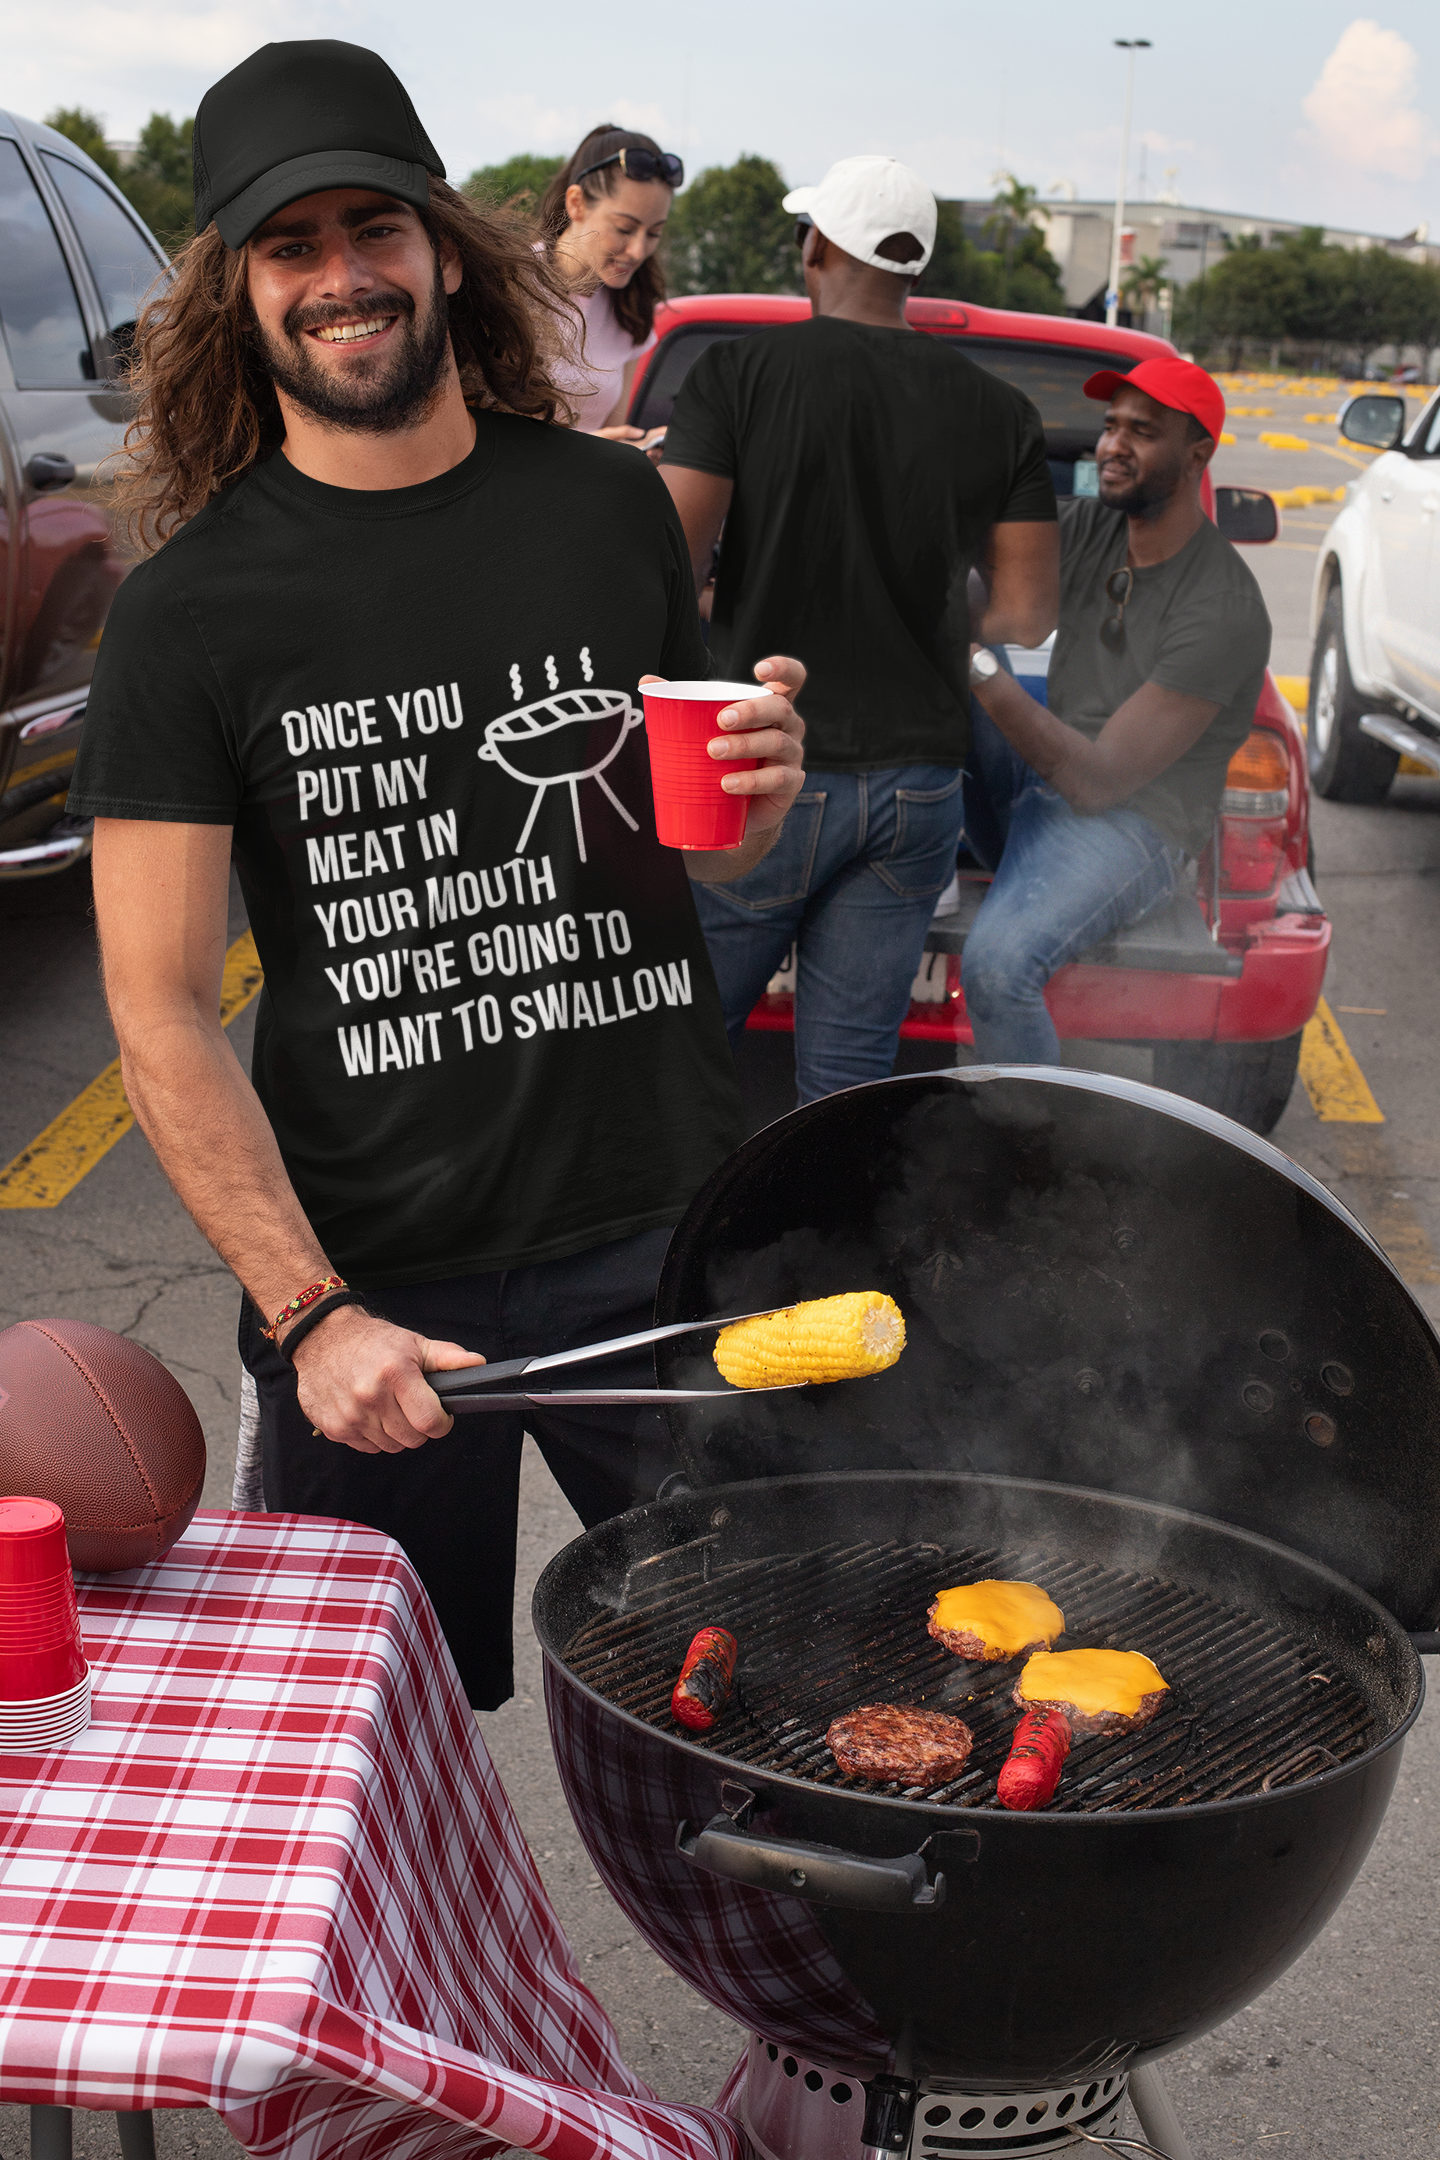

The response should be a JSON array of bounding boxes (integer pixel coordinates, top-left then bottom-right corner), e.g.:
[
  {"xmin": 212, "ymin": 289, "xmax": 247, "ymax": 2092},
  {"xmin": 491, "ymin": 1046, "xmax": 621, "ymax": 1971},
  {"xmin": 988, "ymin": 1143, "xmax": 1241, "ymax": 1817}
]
[{"xmin": 0, "ymin": 1498, "xmax": 91, "ymax": 1749}]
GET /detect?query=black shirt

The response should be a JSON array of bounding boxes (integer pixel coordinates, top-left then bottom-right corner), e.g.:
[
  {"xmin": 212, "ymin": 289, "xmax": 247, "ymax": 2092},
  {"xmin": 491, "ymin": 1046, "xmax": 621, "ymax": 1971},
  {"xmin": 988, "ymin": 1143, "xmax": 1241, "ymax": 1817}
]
[
  {"xmin": 1048, "ymin": 497, "xmax": 1273, "ymax": 855},
  {"xmin": 69, "ymin": 420, "xmax": 743, "ymax": 1285},
  {"xmin": 661, "ymin": 317, "xmax": 1056, "ymax": 771}
]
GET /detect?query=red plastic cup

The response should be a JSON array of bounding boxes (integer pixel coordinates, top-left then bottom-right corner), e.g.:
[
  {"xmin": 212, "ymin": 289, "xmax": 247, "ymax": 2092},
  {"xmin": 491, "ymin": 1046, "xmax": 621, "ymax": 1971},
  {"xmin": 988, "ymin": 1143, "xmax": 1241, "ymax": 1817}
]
[
  {"xmin": 0, "ymin": 1498, "xmax": 86, "ymax": 1702},
  {"xmin": 639, "ymin": 680, "xmax": 767, "ymax": 850}
]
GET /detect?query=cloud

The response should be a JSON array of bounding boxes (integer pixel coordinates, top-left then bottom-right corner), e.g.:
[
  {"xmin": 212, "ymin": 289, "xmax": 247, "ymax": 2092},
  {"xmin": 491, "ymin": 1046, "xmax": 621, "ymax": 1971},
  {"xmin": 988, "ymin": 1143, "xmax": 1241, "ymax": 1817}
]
[
  {"xmin": 4, "ymin": 0, "xmax": 367, "ymax": 132},
  {"xmin": 8, "ymin": 0, "xmax": 349, "ymax": 76},
  {"xmin": 1301, "ymin": 18, "xmax": 1440, "ymax": 184}
]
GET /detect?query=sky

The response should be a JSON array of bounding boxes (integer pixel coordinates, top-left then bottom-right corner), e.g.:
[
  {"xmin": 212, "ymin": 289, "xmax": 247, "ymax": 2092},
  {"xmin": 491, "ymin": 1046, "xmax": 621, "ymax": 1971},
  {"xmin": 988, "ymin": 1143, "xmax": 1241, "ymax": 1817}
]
[{"xmin": 9, "ymin": 1, "xmax": 1440, "ymax": 241}]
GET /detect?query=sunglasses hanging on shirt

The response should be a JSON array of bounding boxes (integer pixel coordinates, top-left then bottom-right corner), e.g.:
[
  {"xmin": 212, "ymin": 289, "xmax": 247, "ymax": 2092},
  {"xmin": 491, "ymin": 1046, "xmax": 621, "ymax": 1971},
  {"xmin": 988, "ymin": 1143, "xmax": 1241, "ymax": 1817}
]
[
  {"xmin": 1101, "ymin": 566, "xmax": 1134, "ymax": 651},
  {"xmin": 576, "ymin": 146, "xmax": 685, "ymax": 187}
]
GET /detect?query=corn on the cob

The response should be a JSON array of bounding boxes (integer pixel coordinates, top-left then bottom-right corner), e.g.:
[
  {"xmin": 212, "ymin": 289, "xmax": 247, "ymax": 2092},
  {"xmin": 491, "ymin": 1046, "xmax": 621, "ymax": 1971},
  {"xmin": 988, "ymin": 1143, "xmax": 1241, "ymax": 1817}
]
[{"xmin": 714, "ymin": 1291, "xmax": 905, "ymax": 1388}]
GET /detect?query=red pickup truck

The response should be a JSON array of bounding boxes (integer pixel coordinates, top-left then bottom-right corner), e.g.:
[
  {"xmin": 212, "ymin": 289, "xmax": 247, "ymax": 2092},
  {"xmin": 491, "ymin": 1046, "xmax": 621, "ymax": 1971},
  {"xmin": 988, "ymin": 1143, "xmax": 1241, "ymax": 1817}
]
[{"xmin": 629, "ymin": 293, "xmax": 1327, "ymax": 1135}]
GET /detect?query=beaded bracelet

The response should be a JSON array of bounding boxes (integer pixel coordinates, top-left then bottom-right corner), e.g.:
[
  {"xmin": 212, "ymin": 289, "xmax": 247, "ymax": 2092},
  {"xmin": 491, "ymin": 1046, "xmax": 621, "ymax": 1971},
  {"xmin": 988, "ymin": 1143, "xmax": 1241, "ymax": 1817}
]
[
  {"xmin": 278, "ymin": 1288, "xmax": 368, "ymax": 1365},
  {"xmin": 262, "ymin": 1274, "xmax": 346, "ymax": 1342}
]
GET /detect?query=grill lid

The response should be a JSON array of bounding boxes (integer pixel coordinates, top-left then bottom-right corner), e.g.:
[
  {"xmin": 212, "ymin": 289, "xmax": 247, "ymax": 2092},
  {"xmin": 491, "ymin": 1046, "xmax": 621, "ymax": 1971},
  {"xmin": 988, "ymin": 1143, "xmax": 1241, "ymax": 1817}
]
[{"xmin": 655, "ymin": 1070, "xmax": 1440, "ymax": 1631}]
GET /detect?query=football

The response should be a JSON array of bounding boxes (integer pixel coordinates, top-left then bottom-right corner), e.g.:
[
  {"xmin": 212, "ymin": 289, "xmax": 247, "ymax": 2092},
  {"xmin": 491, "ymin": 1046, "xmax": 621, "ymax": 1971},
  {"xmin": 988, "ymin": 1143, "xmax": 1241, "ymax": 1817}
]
[{"xmin": 0, "ymin": 1319, "xmax": 206, "ymax": 1572}]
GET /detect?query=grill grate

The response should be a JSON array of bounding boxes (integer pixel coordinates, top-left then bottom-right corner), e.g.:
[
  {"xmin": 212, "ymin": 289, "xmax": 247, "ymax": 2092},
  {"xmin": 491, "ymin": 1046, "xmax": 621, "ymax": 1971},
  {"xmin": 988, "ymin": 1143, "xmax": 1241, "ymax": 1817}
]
[{"xmin": 561, "ymin": 1536, "xmax": 1378, "ymax": 1811}]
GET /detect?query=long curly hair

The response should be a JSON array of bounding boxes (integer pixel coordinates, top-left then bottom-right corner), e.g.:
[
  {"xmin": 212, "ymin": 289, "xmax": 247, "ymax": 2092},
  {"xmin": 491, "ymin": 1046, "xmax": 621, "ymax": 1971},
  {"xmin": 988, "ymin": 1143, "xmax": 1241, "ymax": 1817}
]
[
  {"xmin": 537, "ymin": 125, "xmax": 672, "ymax": 345},
  {"xmin": 114, "ymin": 178, "xmax": 578, "ymax": 551}
]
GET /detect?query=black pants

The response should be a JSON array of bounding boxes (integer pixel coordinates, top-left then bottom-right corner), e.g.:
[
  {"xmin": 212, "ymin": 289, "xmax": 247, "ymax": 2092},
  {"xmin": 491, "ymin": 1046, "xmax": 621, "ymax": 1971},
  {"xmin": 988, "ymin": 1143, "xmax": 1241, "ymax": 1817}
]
[{"xmin": 239, "ymin": 1226, "xmax": 678, "ymax": 1710}]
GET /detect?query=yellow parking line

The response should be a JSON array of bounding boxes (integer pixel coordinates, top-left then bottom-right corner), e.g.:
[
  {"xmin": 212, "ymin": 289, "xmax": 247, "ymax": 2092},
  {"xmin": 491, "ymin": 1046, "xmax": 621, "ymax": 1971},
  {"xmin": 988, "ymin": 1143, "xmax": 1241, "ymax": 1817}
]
[
  {"xmin": 1299, "ymin": 998, "xmax": 1383, "ymax": 1122},
  {"xmin": 1310, "ymin": 442, "xmax": 1374, "ymax": 473},
  {"xmin": 0, "ymin": 931, "xmax": 263, "ymax": 1209}
]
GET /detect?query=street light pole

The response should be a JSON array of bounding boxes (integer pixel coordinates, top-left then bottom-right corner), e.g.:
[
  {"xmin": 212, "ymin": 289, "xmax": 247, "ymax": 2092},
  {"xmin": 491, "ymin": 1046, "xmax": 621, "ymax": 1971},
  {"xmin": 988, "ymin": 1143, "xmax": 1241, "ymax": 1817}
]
[{"xmin": 1106, "ymin": 38, "xmax": 1151, "ymax": 328}]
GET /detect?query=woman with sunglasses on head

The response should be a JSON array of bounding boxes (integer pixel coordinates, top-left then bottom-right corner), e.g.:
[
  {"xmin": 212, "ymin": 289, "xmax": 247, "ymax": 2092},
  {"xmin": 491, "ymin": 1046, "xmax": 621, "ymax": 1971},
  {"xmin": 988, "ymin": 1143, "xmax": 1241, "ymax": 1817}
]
[
  {"xmin": 959, "ymin": 356, "xmax": 1271, "ymax": 1064},
  {"xmin": 538, "ymin": 126, "xmax": 683, "ymax": 449}
]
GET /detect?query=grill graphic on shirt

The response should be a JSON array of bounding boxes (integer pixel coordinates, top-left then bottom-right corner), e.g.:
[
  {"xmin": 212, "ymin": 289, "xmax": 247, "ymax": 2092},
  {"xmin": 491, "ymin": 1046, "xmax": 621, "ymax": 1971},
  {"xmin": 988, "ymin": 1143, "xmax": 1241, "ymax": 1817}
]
[{"xmin": 478, "ymin": 685, "xmax": 643, "ymax": 863}]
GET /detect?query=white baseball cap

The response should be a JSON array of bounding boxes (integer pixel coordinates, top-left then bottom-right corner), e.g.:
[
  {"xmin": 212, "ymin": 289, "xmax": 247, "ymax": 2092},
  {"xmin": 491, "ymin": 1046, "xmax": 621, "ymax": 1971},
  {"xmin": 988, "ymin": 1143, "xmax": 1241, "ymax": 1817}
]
[{"xmin": 783, "ymin": 155, "xmax": 937, "ymax": 274}]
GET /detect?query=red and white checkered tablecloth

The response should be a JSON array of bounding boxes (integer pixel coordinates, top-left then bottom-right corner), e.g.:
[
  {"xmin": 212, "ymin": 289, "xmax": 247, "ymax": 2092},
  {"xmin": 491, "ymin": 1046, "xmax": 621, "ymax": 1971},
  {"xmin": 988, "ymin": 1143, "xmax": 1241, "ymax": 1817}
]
[{"xmin": 0, "ymin": 1511, "xmax": 749, "ymax": 2160}]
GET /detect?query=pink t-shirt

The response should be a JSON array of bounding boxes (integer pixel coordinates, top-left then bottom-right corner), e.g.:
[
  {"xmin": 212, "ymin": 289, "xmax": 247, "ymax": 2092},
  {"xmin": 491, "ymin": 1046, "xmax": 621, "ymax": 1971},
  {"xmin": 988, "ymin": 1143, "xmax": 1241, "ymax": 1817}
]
[{"xmin": 553, "ymin": 282, "xmax": 657, "ymax": 432}]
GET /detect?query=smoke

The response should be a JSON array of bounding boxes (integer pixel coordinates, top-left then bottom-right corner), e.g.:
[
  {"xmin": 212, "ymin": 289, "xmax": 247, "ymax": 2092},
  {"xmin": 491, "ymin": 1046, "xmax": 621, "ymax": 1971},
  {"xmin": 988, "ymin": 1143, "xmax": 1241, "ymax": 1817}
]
[{"xmin": 659, "ymin": 1073, "xmax": 1436, "ymax": 1626}]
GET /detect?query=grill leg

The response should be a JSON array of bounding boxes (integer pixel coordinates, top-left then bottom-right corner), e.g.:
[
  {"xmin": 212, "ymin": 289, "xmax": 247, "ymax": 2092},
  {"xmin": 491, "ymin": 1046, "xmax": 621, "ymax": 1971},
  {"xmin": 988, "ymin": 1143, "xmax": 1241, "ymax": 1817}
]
[
  {"xmin": 1129, "ymin": 2065, "xmax": 1194, "ymax": 2160},
  {"xmin": 116, "ymin": 2114, "xmax": 157, "ymax": 2160},
  {"xmin": 30, "ymin": 2108, "xmax": 72, "ymax": 2160}
]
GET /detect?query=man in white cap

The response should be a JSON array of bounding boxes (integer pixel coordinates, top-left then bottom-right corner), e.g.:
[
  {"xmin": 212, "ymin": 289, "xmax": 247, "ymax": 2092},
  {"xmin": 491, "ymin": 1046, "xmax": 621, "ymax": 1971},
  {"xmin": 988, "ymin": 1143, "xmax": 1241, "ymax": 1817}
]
[{"xmin": 661, "ymin": 155, "xmax": 1058, "ymax": 1103}]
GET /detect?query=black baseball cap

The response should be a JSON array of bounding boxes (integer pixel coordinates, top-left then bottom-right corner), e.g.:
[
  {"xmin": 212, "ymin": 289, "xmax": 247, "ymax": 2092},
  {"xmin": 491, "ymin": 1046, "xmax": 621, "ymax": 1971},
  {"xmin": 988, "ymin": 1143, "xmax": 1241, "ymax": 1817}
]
[{"xmin": 193, "ymin": 40, "xmax": 446, "ymax": 250}]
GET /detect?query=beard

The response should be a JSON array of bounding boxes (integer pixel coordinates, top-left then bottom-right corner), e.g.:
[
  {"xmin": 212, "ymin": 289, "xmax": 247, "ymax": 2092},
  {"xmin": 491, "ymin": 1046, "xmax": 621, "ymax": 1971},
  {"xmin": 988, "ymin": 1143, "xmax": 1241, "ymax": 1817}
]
[
  {"xmin": 1097, "ymin": 449, "xmax": 1187, "ymax": 519},
  {"xmin": 256, "ymin": 258, "xmax": 452, "ymax": 434}
]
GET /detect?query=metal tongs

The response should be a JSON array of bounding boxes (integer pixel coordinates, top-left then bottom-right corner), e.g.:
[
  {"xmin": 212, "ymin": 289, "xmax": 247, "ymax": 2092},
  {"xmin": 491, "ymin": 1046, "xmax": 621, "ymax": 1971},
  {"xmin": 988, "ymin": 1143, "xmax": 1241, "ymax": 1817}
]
[{"xmin": 429, "ymin": 1309, "xmax": 799, "ymax": 1411}]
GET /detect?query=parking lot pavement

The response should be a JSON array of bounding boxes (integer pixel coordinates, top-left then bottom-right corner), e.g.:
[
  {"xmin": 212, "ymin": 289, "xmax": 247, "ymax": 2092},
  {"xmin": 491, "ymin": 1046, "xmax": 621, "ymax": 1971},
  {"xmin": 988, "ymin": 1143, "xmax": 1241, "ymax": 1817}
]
[
  {"xmin": 0, "ymin": 867, "xmax": 253, "ymax": 1510},
  {"xmin": 1208, "ymin": 382, "xmax": 1379, "ymax": 678},
  {"xmin": 3, "ymin": 380, "xmax": 1439, "ymax": 2159}
]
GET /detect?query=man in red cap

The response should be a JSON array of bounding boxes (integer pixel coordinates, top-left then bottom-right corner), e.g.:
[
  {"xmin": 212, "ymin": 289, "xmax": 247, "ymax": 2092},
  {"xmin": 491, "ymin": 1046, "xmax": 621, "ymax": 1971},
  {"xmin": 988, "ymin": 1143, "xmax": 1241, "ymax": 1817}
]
[{"xmin": 958, "ymin": 356, "xmax": 1271, "ymax": 1063}]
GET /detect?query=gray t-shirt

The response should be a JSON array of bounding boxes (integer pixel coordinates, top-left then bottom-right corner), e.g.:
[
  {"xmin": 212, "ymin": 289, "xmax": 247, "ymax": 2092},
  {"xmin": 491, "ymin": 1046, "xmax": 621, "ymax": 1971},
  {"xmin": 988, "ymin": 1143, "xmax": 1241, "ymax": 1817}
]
[{"xmin": 1047, "ymin": 497, "xmax": 1272, "ymax": 853}]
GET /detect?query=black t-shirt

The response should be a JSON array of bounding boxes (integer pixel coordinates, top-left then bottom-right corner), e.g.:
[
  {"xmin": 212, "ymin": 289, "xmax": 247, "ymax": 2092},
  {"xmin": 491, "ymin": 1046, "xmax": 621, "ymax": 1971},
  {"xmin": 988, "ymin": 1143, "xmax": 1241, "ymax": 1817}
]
[
  {"xmin": 661, "ymin": 317, "xmax": 1056, "ymax": 771},
  {"xmin": 69, "ymin": 420, "xmax": 743, "ymax": 1285},
  {"xmin": 1048, "ymin": 497, "xmax": 1273, "ymax": 855}
]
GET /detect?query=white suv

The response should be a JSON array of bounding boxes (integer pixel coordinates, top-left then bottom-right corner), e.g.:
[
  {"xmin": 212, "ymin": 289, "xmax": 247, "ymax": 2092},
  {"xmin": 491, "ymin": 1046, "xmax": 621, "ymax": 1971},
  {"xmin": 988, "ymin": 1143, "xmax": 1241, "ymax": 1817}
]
[{"xmin": 1307, "ymin": 388, "xmax": 1440, "ymax": 802}]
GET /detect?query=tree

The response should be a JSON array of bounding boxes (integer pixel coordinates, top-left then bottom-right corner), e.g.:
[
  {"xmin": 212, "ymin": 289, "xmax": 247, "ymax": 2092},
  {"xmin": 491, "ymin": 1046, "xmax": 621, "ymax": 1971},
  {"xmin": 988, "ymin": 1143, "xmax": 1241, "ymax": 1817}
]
[
  {"xmin": 1122, "ymin": 254, "xmax": 1169, "ymax": 317},
  {"xmin": 1174, "ymin": 233, "xmax": 1296, "ymax": 366},
  {"xmin": 663, "ymin": 155, "xmax": 801, "ymax": 296},
  {"xmin": 920, "ymin": 202, "xmax": 1001, "ymax": 304},
  {"xmin": 982, "ymin": 174, "xmax": 1066, "ymax": 311},
  {"xmin": 462, "ymin": 154, "xmax": 563, "ymax": 219},
  {"xmin": 984, "ymin": 173, "xmax": 1039, "ymax": 278},
  {"xmin": 999, "ymin": 226, "xmax": 1068, "ymax": 315},
  {"xmin": 44, "ymin": 108, "xmax": 121, "ymax": 183},
  {"xmin": 1334, "ymin": 247, "xmax": 1440, "ymax": 367},
  {"xmin": 920, "ymin": 196, "xmax": 1065, "ymax": 314},
  {"xmin": 122, "ymin": 113, "xmax": 194, "ymax": 251},
  {"xmin": 45, "ymin": 105, "xmax": 193, "ymax": 251},
  {"xmin": 1173, "ymin": 225, "xmax": 1440, "ymax": 370}
]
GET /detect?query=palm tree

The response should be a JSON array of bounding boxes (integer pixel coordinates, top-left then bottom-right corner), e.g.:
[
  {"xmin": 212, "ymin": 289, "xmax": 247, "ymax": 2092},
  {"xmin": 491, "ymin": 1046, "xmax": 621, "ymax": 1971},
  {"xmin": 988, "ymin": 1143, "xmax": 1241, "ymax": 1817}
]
[
  {"xmin": 984, "ymin": 172, "xmax": 1041, "ymax": 281},
  {"xmin": 1121, "ymin": 254, "xmax": 1170, "ymax": 322}
]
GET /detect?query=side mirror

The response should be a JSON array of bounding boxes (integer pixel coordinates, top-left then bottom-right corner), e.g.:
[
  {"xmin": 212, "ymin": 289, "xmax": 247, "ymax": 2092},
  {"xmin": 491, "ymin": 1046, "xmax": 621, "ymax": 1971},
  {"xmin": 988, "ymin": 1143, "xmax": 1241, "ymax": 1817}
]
[
  {"xmin": 1214, "ymin": 486, "xmax": 1279, "ymax": 545},
  {"xmin": 1339, "ymin": 394, "xmax": 1405, "ymax": 451}
]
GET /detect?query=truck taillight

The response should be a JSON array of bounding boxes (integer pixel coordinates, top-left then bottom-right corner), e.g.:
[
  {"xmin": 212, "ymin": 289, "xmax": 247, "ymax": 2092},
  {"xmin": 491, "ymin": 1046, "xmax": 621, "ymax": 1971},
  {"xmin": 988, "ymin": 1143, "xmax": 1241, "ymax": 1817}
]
[{"xmin": 1222, "ymin": 730, "xmax": 1290, "ymax": 817}]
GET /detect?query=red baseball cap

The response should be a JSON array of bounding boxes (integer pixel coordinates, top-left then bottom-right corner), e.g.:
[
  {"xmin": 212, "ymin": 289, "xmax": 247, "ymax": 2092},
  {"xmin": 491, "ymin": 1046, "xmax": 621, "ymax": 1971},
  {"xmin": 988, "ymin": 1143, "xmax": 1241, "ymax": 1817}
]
[{"xmin": 1083, "ymin": 355, "xmax": 1226, "ymax": 443}]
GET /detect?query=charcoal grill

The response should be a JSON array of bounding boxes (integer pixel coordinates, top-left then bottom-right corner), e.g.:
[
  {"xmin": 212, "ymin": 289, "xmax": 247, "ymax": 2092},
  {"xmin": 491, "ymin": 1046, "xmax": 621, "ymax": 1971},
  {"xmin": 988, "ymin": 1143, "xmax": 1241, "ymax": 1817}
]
[
  {"xmin": 564, "ymin": 1529, "xmax": 1381, "ymax": 1812},
  {"xmin": 535, "ymin": 1071, "xmax": 1440, "ymax": 2160}
]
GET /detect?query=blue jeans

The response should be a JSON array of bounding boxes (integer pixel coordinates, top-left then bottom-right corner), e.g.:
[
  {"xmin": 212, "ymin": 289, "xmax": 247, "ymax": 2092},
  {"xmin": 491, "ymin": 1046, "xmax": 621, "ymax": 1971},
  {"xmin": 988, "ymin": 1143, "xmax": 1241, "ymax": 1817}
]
[
  {"xmin": 241, "ymin": 1226, "xmax": 677, "ymax": 1711},
  {"xmin": 961, "ymin": 703, "xmax": 1178, "ymax": 1065},
  {"xmin": 693, "ymin": 765, "xmax": 966, "ymax": 1103}
]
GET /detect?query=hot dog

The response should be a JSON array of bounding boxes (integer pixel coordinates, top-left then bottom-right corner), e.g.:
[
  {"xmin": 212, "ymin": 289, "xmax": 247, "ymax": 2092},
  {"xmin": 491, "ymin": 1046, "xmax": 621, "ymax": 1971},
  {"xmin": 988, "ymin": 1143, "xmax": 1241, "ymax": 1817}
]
[
  {"xmin": 997, "ymin": 1705, "xmax": 1073, "ymax": 1811},
  {"xmin": 671, "ymin": 1625, "xmax": 738, "ymax": 1732}
]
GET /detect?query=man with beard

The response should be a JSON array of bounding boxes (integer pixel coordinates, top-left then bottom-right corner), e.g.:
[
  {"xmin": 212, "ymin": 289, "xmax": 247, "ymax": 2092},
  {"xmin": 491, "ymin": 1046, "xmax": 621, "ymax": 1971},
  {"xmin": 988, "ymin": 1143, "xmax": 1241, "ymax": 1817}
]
[
  {"xmin": 66, "ymin": 39, "xmax": 805, "ymax": 1711},
  {"xmin": 958, "ymin": 357, "xmax": 1271, "ymax": 1064}
]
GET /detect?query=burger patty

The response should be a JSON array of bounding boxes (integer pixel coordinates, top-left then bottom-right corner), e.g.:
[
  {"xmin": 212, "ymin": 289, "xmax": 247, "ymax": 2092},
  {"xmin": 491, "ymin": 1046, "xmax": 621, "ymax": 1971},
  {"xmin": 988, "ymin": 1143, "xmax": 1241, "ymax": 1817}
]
[
  {"xmin": 826, "ymin": 1704, "xmax": 974, "ymax": 1786},
  {"xmin": 926, "ymin": 1614, "xmax": 1052, "ymax": 1662},
  {"xmin": 1009, "ymin": 1682, "xmax": 1169, "ymax": 1741}
]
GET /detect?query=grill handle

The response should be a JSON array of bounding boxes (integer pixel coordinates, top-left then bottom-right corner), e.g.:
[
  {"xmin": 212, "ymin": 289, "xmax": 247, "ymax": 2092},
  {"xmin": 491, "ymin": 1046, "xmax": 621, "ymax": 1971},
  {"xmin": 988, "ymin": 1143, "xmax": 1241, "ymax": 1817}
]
[
  {"xmin": 1410, "ymin": 1632, "xmax": 1440, "ymax": 1655},
  {"xmin": 675, "ymin": 1813, "xmax": 948, "ymax": 1912}
]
